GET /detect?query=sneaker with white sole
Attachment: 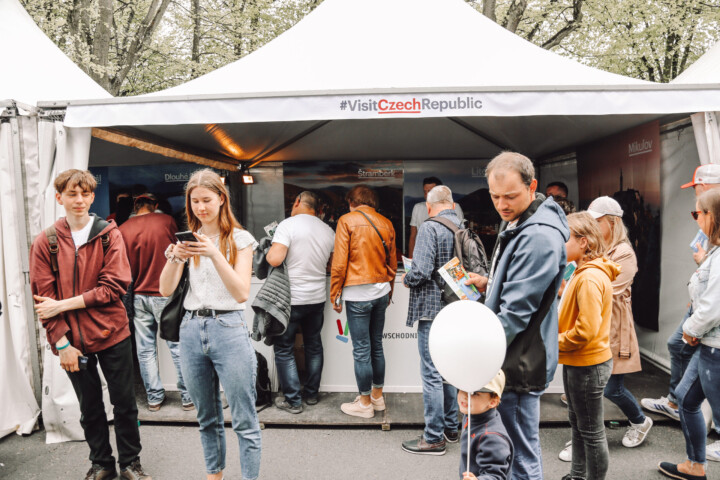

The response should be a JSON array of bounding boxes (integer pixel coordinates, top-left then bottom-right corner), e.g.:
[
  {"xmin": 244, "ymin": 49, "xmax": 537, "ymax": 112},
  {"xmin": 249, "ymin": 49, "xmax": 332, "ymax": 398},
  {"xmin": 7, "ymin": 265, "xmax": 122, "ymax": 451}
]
[
  {"xmin": 558, "ymin": 440, "xmax": 572, "ymax": 462},
  {"xmin": 340, "ymin": 396, "xmax": 374, "ymax": 418},
  {"xmin": 560, "ymin": 393, "xmax": 568, "ymax": 406},
  {"xmin": 707, "ymin": 440, "xmax": 720, "ymax": 462},
  {"xmin": 640, "ymin": 396, "xmax": 680, "ymax": 421},
  {"xmin": 371, "ymin": 394, "xmax": 386, "ymax": 411},
  {"xmin": 623, "ymin": 416, "xmax": 653, "ymax": 447}
]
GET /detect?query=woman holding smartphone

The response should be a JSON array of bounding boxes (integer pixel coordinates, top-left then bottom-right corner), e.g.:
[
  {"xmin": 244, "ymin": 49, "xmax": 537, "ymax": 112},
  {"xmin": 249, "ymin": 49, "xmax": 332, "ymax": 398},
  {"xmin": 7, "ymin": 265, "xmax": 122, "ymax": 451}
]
[
  {"xmin": 160, "ymin": 169, "xmax": 261, "ymax": 480},
  {"xmin": 659, "ymin": 188, "xmax": 720, "ymax": 480}
]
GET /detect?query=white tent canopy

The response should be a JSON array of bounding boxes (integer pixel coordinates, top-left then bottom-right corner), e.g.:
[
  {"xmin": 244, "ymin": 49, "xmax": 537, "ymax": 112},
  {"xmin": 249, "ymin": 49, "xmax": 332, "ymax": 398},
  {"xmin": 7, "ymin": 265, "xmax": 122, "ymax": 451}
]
[
  {"xmin": 0, "ymin": 0, "xmax": 109, "ymax": 105},
  {"xmin": 673, "ymin": 40, "xmax": 720, "ymax": 85}
]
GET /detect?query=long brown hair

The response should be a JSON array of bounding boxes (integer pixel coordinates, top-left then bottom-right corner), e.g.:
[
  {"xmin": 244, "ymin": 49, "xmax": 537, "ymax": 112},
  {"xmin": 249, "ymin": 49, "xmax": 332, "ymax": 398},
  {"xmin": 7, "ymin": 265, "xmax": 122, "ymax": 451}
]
[
  {"xmin": 185, "ymin": 169, "xmax": 242, "ymax": 266},
  {"xmin": 698, "ymin": 188, "xmax": 720, "ymax": 246}
]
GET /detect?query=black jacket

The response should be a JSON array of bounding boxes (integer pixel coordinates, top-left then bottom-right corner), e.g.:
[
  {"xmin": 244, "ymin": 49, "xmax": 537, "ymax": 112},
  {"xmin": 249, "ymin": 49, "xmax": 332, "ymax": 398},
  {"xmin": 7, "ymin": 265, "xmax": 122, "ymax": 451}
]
[{"xmin": 459, "ymin": 408, "xmax": 513, "ymax": 480}]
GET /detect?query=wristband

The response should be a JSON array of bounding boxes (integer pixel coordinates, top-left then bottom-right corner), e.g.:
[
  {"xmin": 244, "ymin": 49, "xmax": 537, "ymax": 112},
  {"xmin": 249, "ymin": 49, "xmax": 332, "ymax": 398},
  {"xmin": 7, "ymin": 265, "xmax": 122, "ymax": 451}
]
[{"xmin": 56, "ymin": 341, "xmax": 71, "ymax": 351}]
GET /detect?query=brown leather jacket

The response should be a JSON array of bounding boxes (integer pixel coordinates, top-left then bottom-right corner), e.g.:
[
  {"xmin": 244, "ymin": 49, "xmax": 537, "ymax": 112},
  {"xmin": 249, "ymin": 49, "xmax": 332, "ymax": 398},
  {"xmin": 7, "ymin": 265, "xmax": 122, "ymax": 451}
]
[{"xmin": 330, "ymin": 206, "xmax": 397, "ymax": 304}]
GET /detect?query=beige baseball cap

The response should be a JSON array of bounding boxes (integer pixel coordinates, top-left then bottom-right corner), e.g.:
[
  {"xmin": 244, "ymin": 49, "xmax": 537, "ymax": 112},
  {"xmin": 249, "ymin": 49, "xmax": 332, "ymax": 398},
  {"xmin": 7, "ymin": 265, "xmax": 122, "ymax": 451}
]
[
  {"xmin": 681, "ymin": 164, "xmax": 720, "ymax": 189},
  {"xmin": 478, "ymin": 369, "xmax": 506, "ymax": 398}
]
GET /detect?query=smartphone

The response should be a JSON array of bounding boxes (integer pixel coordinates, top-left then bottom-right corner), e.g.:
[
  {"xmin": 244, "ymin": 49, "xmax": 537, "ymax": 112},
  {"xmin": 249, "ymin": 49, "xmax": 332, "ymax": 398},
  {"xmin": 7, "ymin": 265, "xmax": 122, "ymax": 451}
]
[
  {"xmin": 78, "ymin": 355, "xmax": 89, "ymax": 370},
  {"xmin": 175, "ymin": 231, "xmax": 197, "ymax": 243}
]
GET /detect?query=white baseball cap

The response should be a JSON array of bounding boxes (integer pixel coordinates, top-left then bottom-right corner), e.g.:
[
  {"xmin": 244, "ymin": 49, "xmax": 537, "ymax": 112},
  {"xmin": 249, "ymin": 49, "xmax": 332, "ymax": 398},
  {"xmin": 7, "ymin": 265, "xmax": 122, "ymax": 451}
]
[
  {"xmin": 681, "ymin": 164, "xmax": 720, "ymax": 189},
  {"xmin": 588, "ymin": 196, "xmax": 624, "ymax": 219}
]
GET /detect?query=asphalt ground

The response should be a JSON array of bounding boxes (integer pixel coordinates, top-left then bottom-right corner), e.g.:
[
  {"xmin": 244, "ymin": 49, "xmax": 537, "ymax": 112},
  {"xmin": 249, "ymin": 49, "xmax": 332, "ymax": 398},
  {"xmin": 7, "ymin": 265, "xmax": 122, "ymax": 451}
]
[{"xmin": 0, "ymin": 422, "xmax": 712, "ymax": 480}]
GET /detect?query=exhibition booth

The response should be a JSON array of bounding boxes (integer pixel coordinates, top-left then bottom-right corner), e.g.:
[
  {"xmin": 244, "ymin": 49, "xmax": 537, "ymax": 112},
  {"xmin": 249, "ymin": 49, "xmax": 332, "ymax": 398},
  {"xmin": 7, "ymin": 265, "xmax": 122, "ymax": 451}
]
[{"xmin": 5, "ymin": 0, "xmax": 720, "ymax": 439}]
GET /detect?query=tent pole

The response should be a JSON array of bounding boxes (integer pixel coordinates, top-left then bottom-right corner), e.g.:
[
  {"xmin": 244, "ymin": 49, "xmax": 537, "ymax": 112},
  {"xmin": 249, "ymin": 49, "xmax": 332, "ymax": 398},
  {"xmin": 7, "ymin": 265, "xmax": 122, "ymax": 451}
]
[
  {"xmin": 9, "ymin": 111, "xmax": 42, "ymax": 406},
  {"xmin": 247, "ymin": 120, "xmax": 332, "ymax": 169},
  {"xmin": 446, "ymin": 117, "xmax": 509, "ymax": 152}
]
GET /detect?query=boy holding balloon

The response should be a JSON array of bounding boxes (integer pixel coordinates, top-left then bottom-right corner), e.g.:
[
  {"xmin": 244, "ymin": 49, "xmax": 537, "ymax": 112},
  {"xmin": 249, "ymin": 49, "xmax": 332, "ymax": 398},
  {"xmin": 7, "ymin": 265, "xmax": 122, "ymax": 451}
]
[{"xmin": 458, "ymin": 370, "xmax": 514, "ymax": 480}]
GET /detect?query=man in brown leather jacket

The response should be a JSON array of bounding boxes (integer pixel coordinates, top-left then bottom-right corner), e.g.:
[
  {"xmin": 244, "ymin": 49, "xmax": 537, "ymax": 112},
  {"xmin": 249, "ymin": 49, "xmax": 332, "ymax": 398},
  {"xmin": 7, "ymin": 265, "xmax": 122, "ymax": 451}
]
[{"xmin": 331, "ymin": 185, "xmax": 397, "ymax": 419}]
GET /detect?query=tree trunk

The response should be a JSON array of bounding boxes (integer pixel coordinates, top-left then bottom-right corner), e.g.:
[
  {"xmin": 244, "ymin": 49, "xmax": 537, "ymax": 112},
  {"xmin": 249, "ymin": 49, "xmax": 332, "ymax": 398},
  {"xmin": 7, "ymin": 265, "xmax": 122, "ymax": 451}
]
[
  {"xmin": 92, "ymin": 0, "xmax": 114, "ymax": 91},
  {"xmin": 504, "ymin": 0, "xmax": 528, "ymax": 33},
  {"xmin": 483, "ymin": 0, "xmax": 496, "ymax": 23},
  {"xmin": 541, "ymin": 0, "xmax": 584, "ymax": 50},
  {"xmin": 191, "ymin": 0, "xmax": 201, "ymax": 76}
]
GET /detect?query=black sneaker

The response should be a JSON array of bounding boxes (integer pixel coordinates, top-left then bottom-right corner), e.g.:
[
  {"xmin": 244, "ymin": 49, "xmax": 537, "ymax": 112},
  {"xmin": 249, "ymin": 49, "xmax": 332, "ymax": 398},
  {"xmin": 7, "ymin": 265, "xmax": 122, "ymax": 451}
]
[
  {"xmin": 119, "ymin": 459, "xmax": 151, "ymax": 480},
  {"xmin": 401, "ymin": 436, "xmax": 446, "ymax": 455},
  {"xmin": 274, "ymin": 397, "xmax": 303, "ymax": 414},
  {"xmin": 84, "ymin": 464, "xmax": 117, "ymax": 480},
  {"xmin": 305, "ymin": 396, "xmax": 319, "ymax": 406},
  {"xmin": 443, "ymin": 429, "xmax": 459, "ymax": 443}
]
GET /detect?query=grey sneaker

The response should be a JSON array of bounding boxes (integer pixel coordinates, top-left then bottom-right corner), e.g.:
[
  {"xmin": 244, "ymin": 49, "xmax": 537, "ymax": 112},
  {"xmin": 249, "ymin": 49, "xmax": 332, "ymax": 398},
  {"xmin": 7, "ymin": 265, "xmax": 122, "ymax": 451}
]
[
  {"xmin": 119, "ymin": 459, "xmax": 151, "ymax": 480},
  {"xmin": 274, "ymin": 397, "xmax": 303, "ymax": 414},
  {"xmin": 623, "ymin": 417, "xmax": 653, "ymax": 447},
  {"xmin": 84, "ymin": 464, "xmax": 117, "ymax": 480},
  {"xmin": 558, "ymin": 440, "xmax": 572, "ymax": 462}
]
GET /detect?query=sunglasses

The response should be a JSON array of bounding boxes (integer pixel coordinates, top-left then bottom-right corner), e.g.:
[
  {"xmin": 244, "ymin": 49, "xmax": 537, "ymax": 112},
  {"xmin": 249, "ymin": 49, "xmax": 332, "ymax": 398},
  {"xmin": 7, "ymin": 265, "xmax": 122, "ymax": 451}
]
[{"xmin": 691, "ymin": 210, "xmax": 703, "ymax": 220}]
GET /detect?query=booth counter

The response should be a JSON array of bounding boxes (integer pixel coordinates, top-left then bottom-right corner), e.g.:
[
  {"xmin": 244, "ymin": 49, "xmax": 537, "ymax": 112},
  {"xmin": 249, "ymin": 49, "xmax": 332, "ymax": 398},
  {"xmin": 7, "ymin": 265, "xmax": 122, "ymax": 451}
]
[{"xmin": 156, "ymin": 274, "xmax": 565, "ymax": 395}]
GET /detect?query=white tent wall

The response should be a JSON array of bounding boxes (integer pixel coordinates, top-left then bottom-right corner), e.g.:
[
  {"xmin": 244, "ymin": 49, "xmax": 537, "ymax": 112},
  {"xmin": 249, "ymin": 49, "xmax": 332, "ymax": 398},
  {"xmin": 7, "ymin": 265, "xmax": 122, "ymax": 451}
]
[
  {"xmin": 691, "ymin": 112, "xmax": 720, "ymax": 165},
  {"xmin": 0, "ymin": 112, "xmax": 41, "ymax": 438}
]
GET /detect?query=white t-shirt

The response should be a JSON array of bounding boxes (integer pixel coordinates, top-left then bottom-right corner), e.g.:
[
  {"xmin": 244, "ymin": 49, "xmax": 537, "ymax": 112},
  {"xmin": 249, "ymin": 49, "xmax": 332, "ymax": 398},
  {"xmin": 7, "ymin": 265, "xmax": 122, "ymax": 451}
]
[
  {"xmin": 409, "ymin": 202, "xmax": 464, "ymax": 227},
  {"xmin": 272, "ymin": 214, "xmax": 335, "ymax": 305},
  {"xmin": 71, "ymin": 217, "xmax": 95, "ymax": 249},
  {"xmin": 343, "ymin": 282, "xmax": 391, "ymax": 302}
]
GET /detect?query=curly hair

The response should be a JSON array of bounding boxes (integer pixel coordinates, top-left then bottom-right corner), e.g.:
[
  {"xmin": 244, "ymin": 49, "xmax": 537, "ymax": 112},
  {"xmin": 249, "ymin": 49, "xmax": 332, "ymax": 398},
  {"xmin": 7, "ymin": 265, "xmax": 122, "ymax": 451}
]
[{"xmin": 567, "ymin": 212, "xmax": 607, "ymax": 261}]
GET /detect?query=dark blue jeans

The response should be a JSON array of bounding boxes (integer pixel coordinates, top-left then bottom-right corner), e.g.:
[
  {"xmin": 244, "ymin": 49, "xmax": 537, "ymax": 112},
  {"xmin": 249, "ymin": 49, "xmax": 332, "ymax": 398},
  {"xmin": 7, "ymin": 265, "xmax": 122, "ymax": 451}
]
[
  {"xmin": 668, "ymin": 307, "xmax": 698, "ymax": 405},
  {"xmin": 345, "ymin": 294, "xmax": 389, "ymax": 395},
  {"xmin": 497, "ymin": 390, "xmax": 544, "ymax": 480},
  {"xmin": 417, "ymin": 320, "xmax": 459, "ymax": 444},
  {"xmin": 677, "ymin": 345, "xmax": 720, "ymax": 464},
  {"xmin": 273, "ymin": 302, "xmax": 325, "ymax": 406},
  {"xmin": 604, "ymin": 374, "xmax": 645, "ymax": 424},
  {"xmin": 564, "ymin": 359, "xmax": 613, "ymax": 480}
]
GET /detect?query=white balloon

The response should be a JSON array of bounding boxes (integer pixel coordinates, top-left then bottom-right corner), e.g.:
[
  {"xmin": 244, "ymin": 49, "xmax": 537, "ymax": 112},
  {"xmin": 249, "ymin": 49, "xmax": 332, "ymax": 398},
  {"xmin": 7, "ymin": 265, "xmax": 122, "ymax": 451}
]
[{"xmin": 428, "ymin": 300, "xmax": 506, "ymax": 393}]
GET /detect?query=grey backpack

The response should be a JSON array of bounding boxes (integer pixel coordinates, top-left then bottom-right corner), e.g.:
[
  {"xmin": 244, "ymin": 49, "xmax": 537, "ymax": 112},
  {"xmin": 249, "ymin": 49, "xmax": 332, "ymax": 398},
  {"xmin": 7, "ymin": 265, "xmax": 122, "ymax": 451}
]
[{"xmin": 429, "ymin": 217, "xmax": 489, "ymax": 303}]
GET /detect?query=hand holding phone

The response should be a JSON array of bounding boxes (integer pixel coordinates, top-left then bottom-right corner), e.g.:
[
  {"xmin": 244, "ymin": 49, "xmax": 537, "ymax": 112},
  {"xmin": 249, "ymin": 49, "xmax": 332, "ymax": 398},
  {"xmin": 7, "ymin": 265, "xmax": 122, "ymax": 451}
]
[{"xmin": 175, "ymin": 231, "xmax": 197, "ymax": 243}]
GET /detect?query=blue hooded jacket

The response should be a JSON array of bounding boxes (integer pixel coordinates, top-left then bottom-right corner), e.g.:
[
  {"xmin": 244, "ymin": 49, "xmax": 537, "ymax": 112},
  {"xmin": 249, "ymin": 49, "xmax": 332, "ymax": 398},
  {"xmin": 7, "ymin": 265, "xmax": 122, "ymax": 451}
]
[{"xmin": 485, "ymin": 195, "xmax": 569, "ymax": 392}]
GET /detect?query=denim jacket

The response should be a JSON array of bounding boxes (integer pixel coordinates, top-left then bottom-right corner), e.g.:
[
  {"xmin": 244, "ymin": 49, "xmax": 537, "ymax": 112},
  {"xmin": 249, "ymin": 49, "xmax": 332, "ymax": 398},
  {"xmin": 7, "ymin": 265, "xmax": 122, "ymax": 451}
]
[{"xmin": 683, "ymin": 245, "xmax": 720, "ymax": 348}]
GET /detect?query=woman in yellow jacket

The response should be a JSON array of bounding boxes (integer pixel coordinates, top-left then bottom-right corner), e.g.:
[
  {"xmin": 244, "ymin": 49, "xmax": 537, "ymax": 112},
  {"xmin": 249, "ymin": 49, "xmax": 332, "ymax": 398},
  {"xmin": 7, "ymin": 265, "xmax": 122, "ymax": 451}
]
[{"xmin": 559, "ymin": 212, "xmax": 620, "ymax": 480}]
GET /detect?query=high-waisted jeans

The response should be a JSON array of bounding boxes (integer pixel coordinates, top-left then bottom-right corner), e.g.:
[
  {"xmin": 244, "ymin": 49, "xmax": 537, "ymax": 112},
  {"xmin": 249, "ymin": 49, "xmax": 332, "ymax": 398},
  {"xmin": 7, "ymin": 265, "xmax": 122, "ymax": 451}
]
[
  {"xmin": 179, "ymin": 310, "xmax": 262, "ymax": 479},
  {"xmin": 564, "ymin": 359, "xmax": 613, "ymax": 480},
  {"xmin": 345, "ymin": 294, "xmax": 389, "ymax": 395}
]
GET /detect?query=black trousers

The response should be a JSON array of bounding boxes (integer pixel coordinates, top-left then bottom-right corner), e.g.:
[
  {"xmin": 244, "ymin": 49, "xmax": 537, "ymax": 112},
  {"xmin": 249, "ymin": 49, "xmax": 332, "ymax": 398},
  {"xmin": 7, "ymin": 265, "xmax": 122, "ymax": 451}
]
[{"xmin": 67, "ymin": 337, "xmax": 141, "ymax": 469}]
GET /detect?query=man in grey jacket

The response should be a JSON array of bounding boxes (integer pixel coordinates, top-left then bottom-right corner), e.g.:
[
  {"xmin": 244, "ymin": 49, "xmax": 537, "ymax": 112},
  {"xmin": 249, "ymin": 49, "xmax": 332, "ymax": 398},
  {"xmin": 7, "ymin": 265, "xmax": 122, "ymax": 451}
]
[{"xmin": 468, "ymin": 152, "xmax": 568, "ymax": 480}]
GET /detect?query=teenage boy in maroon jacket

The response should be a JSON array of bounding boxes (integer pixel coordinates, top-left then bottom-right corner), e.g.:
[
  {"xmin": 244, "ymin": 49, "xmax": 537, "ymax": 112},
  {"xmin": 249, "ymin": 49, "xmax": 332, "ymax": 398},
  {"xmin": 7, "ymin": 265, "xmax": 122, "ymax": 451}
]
[{"xmin": 30, "ymin": 169, "xmax": 151, "ymax": 480}]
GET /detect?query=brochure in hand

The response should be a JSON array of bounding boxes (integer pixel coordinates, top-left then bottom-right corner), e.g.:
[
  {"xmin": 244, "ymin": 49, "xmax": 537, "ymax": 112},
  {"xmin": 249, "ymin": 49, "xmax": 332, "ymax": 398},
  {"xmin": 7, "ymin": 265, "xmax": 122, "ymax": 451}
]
[
  {"xmin": 402, "ymin": 255, "xmax": 413, "ymax": 273},
  {"xmin": 690, "ymin": 229, "xmax": 709, "ymax": 253},
  {"xmin": 437, "ymin": 257, "xmax": 482, "ymax": 302},
  {"xmin": 264, "ymin": 221, "xmax": 279, "ymax": 237}
]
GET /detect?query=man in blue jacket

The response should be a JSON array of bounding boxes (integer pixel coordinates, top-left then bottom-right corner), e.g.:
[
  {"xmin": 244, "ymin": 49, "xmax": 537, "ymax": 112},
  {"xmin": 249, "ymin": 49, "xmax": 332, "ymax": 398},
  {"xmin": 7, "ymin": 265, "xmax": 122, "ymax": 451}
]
[{"xmin": 468, "ymin": 152, "xmax": 568, "ymax": 480}]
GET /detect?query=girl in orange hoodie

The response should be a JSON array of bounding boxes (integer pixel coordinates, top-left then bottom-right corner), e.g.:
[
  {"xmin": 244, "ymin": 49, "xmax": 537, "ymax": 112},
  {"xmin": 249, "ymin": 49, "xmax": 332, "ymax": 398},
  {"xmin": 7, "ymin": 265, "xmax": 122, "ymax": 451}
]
[{"xmin": 559, "ymin": 212, "xmax": 620, "ymax": 480}]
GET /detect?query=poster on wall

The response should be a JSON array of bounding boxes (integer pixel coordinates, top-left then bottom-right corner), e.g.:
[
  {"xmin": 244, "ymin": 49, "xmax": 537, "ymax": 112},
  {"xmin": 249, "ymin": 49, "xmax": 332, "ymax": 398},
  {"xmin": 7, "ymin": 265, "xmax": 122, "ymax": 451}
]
[
  {"xmin": 283, "ymin": 161, "xmax": 404, "ymax": 258},
  {"xmin": 404, "ymin": 160, "xmax": 499, "ymax": 255},
  {"xmin": 89, "ymin": 163, "xmax": 216, "ymax": 229},
  {"xmin": 577, "ymin": 120, "xmax": 661, "ymax": 331}
]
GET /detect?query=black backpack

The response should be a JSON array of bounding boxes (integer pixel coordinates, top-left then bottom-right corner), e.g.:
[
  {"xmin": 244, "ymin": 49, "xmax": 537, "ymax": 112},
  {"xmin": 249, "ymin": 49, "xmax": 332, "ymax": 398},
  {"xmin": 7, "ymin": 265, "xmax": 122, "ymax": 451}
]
[
  {"xmin": 429, "ymin": 217, "xmax": 489, "ymax": 304},
  {"xmin": 255, "ymin": 351, "xmax": 272, "ymax": 410}
]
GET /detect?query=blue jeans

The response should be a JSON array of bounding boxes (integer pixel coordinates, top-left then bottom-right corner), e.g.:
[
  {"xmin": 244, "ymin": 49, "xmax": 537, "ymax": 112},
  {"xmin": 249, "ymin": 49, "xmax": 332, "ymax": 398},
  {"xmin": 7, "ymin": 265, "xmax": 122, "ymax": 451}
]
[
  {"xmin": 668, "ymin": 307, "xmax": 698, "ymax": 405},
  {"xmin": 604, "ymin": 374, "xmax": 645, "ymax": 424},
  {"xmin": 133, "ymin": 294, "xmax": 191, "ymax": 405},
  {"xmin": 345, "ymin": 294, "xmax": 389, "ymax": 395},
  {"xmin": 564, "ymin": 359, "xmax": 612, "ymax": 480},
  {"xmin": 273, "ymin": 302, "xmax": 325, "ymax": 406},
  {"xmin": 179, "ymin": 311, "xmax": 262, "ymax": 479},
  {"xmin": 498, "ymin": 390, "xmax": 544, "ymax": 480},
  {"xmin": 676, "ymin": 345, "xmax": 720, "ymax": 465},
  {"xmin": 417, "ymin": 320, "xmax": 459, "ymax": 444}
]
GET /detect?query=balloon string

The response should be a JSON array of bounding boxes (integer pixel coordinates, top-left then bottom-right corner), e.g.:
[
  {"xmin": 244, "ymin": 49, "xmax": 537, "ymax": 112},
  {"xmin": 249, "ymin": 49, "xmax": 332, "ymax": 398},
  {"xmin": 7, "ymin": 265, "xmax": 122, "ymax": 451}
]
[{"xmin": 467, "ymin": 393, "xmax": 471, "ymax": 475}]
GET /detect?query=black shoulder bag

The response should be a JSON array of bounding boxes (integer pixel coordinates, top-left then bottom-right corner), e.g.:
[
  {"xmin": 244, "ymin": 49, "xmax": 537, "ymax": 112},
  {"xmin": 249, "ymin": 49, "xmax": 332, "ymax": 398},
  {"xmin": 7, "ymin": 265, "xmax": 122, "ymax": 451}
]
[{"xmin": 159, "ymin": 263, "xmax": 189, "ymax": 342}]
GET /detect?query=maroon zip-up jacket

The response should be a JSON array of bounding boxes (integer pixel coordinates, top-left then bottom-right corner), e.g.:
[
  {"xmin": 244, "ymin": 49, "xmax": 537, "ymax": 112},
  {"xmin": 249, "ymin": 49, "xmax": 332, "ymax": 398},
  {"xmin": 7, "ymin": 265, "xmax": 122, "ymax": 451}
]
[{"xmin": 30, "ymin": 214, "xmax": 132, "ymax": 355}]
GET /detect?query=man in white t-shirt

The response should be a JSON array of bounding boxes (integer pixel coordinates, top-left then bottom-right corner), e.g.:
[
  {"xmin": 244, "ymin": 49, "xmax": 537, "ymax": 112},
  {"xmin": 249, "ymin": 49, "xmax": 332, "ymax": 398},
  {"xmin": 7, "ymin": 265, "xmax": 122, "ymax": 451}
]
[
  {"xmin": 408, "ymin": 176, "xmax": 464, "ymax": 257},
  {"xmin": 266, "ymin": 191, "xmax": 335, "ymax": 413}
]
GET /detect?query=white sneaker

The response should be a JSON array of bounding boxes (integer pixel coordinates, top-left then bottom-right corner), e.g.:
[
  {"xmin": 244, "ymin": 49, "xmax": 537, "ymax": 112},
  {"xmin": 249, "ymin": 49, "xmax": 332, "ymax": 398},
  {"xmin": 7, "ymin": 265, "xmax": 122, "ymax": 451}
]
[
  {"xmin": 707, "ymin": 440, "xmax": 720, "ymax": 462},
  {"xmin": 558, "ymin": 440, "xmax": 572, "ymax": 462},
  {"xmin": 640, "ymin": 396, "xmax": 680, "ymax": 421},
  {"xmin": 622, "ymin": 417, "xmax": 653, "ymax": 447},
  {"xmin": 371, "ymin": 394, "xmax": 386, "ymax": 411},
  {"xmin": 340, "ymin": 396, "xmax": 375, "ymax": 419}
]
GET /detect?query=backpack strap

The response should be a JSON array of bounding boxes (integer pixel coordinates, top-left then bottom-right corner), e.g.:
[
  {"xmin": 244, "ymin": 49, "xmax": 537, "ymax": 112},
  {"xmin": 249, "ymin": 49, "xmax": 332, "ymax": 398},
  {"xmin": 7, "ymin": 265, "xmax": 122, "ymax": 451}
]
[
  {"xmin": 45, "ymin": 225, "xmax": 59, "ymax": 274},
  {"xmin": 428, "ymin": 217, "xmax": 463, "ymax": 262}
]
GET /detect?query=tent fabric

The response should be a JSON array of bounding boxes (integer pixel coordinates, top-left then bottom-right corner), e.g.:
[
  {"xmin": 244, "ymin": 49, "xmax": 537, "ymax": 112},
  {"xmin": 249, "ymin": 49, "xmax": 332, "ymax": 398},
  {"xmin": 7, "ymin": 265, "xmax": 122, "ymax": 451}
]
[
  {"xmin": 673, "ymin": 41, "xmax": 720, "ymax": 85},
  {"xmin": 691, "ymin": 112, "xmax": 720, "ymax": 165},
  {"xmin": 0, "ymin": 119, "xmax": 41, "ymax": 437},
  {"xmin": 0, "ymin": 0, "xmax": 110, "ymax": 105}
]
